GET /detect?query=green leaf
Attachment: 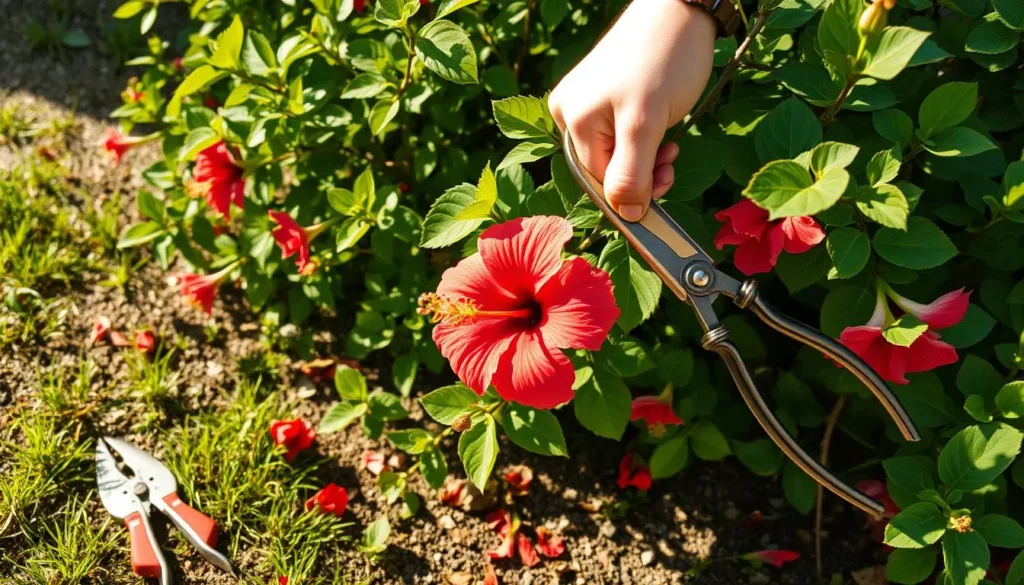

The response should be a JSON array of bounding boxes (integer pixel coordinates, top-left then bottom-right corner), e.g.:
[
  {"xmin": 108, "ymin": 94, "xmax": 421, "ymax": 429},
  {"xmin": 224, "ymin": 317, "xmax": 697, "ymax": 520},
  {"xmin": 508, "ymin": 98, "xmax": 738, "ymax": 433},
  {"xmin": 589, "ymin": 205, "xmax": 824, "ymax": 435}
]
[
  {"xmin": 924, "ymin": 127, "xmax": 998, "ymax": 158},
  {"xmin": 420, "ymin": 447, "xmax": 448, "ymax": 489},
  {"xmin": 419, "ymin": 184, "xmax": 486, "ymax": 248},
  {"xmin": 918, "ymin": 82, "xmax": 978, "ymax": 139},
  {"xmin": 884, "ymin": 502, "xmax": 947, "ymax": 548},
  {"xmin": 691, "ymin": 421, "xmax": 731, "ymax": 461},
  {"xmin": 573, "ymin": 365, "xmax": 631, "ymax": 440},
  {"xmin": 387, "ymin": 428, "xmax": 434, "ymax": 454},
  {"xmin": 942, "ymin": 305, "xmax": 997, "ymax": 349},
  {"xmin": 820, "ymin": 285, "xmax": 876, "ymax": 337},
  {"xmin": 856, "ymin": 184, "xmax": 909, "ymax": 229},
  {"xmin": 733, "ymin": 439, "xmax": 784, "ymax": 477},
  {"xmin": 368, "ymin": 390, "xmax": 408, "ymax": 421},
  {"xmin": 861, "ymin": 27, "xmax": 931, "ymax": 80},
  {"xmin": 942, "ymin": 529, "xmax": 990, "ymax": 585},
  {"xmin": 866, "ymin": 147, "xmax": 902, "ymax": 186},
  {"xmin": 179, "ymin": 127, "xmax": 220, "ymax": 163},
  {"xmin": 496, "ymin": 404, "xmax": 568, "ymax": 459},
  {"xmin": 435, "ymin": 0, "xmax": 481, "ymax": 19},
  {"xmin": 1003, "ymin": 161, "xmax": 1024, "ymax": 209},
  {"xmin": 993, "ymin": 0, "xmax": 1024, "ymax": 29},
  {"xmin": 975, "ymin": 514, "xmax": 1024, "ymax": 547},
  {"xmin": 810, "ymin": 142, "xmax": 860, "ymax": 175},
  {"xmin": 498, "ymin": 140, "xmax": 559, "ymax": 170},
  {"xmin": 369, "ymin": 99, "xmax": 400, "ymax": 136},
  {"xmin": 744, "ymin": 160, "xmax": 849, "ymax": 219},
  {"xmin": 319, "ymin": 401, "xmax": 368, "ymax": 433},
  {"xmin": 1009, "ymin": 551, "xmax": 1024, "ymax": 585},
  {"xmin": 117, "ymin": 222, "xmax": 165, "ymax": 248},
  {"xmin": 114, "ymin": 1, "xmax": 146, "ymax": 18},
  {"xmin": 598, "ymin": 238, "xmax": 662, "ymax": 333},
  {"xmin": 392, "ymin": 353, "xmax": 418, "ymax": 397},
  {"xmin": 241, "ymin": 31, "xmax": 277, "ymax": 77},
  {"xmin": 782, "ymin": 461, "xmax": 817, "ymax": 515},
  {"xmin": 492, "ymin": 96, "xmax": 556, "ymax": 140},
  {"xmin": 826, "ymin": 227, "xmax": 870, "ymax": 279},
  {"xmin": 335, "ymin": 365, "xmax": 368, "ymax": 402},
  {"xmin": 957, "ymin": 355, "xmax": 1003, "ymax": 400},
  {"xmin": 374, "ymin": 0, "xmax": 420, "ymax": 27},
  {"xmin": 649, "ymin": 437, "xmax": 689, "ymax": 479},
  {"xmin": 361, "ymin": 516, "xmax": 391, "ymax": 554},
  {"xmin": 873, "ymin": 217, "xmax": 958, "ymax": 269},
  {"xmin": 817, "ymin": 0, "xmax": 862, "ymax": 74},
  {"xmin": 340, "ymin": 73, "xmax": 389, "ymax": 99},
  {"xmin": 874, "ymin": 109, "xmax": 915, "ymax": 144},
  {"xmin": 997, "ymin": 381, "xmax": 1024, "ymax": 419},
  {"xmin": 328, "ymin": 188, "xmax": 362, "ymax": 216},
  {"xmin": 137, "ymin": 191, "xmax": 165, "ymax": 222},
  {"xmin": 883, "ymin": 314, "xmax": 929, "ymax": 347},
  {"xmin": 938, "ymin": 422, "xmax": 1023, "ymax": 491},
  {"xmin": 420, "ymin": 384, "xmax": 479, "ymax": 425},
  {"xmin": 883, "ymin": 456, "xmax": 935, "ymax": 496},
  {"xmin": 775, "ymin": 63, "xmax": 843, "ymax": 106},
  {"xmin": 754, "ymin": 98, "xmax": 823, "ymax": 162},
  {"xmin": 966, "ymin": 19, "xmax": 1020, "ymax": 54},
  {"xmin": 167, "ymin": 65, "xmax": 227, "ymax": 117},
  {"xmin": 458, "ymin": 414, "xmax": 499, "ymax": 490},
  {"xmin": 335, "ymin": 218, "xmax": 370, "ymax": 252},
  {"xmin": 886, "ymin": 547, "xmax": 938, "ymax": 585},
  {"xmin": 454, "ymin": 164, "xmax": 497, "ymax": 220},
  {"xmin": 415, "ymin": 20, "xmax": 478, "ymax": 84},
  {"xmin": 208, "ymin": 15, "xmax": 244, "ymax": 69},
  {"xmin": 605, "ymin": 339, "xmax": 656, "ymax": 378},
  {"xmin": 965, "ymin": 394, "xmax": 993, "ymax": 423}
]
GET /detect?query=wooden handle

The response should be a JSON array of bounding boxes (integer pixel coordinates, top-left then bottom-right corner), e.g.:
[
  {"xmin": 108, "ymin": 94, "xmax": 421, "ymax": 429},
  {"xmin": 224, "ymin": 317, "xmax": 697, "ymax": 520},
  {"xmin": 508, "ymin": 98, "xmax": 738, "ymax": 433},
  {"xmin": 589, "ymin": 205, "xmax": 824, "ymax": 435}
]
[
  {"xmin": 125, "ymin": 511, "xmax": 162, "ymax": 579},
  {"xmin": 162, "ymin": 493, "xmax": 218, "ymax": 547}
]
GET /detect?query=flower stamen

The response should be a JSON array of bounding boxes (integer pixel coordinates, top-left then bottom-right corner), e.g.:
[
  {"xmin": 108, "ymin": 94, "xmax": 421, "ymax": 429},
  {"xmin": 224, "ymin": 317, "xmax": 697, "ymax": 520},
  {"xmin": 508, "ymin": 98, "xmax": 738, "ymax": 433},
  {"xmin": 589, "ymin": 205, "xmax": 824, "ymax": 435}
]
[{"xmin": 417, "ymin": 293, "xmax": 536, "ymax": 325}]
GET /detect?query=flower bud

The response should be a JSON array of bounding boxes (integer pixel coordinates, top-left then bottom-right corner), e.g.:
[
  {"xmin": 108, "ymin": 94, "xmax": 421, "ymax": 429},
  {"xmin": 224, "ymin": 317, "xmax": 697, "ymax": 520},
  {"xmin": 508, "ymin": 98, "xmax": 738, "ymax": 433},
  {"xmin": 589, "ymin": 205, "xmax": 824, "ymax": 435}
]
[
  {"xmin": 451, "ymin": 412, "xmax": 473, "ymax": 433},
  {"xmin": 858, "ymin": 0, "xmax": 895, "ymax": 38},
  {"xmin": 950, "ymin": 515, "xmax": 973, "ymax": 533}
]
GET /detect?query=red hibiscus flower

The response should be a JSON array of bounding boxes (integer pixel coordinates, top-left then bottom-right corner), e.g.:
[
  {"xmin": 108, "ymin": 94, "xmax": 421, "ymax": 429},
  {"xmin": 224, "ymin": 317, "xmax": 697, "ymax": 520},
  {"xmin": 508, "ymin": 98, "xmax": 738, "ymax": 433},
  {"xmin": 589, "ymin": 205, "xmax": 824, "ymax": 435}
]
[
  {"xmin": 617, "ymin": 453, "xmax": 652, "ymax": 491},
  {"xmin": 504, "ymin": 465, "xmax": 533, "ymax": 496},
  {"xmin": 178, "ymin": 261, "xmax": 239, "ymax": 315},
  {"xmin": 742, "ymin": 549, "xmax": 801, "ymax": 568},
  {"xmin": 268, "ymin": 211, "xmax": 336, "ymax": 276},
  {"xmin": 270, "ymin": 418, "xmax": 316, "ymax": 462},
  {"xmin": 535, "ymin": 527, "xmax": 565, "ymax": 558},
  {"xmin": 630, "ymin": 386, "xmax": 682, "ymax": 436},
  {"xmin": 420, "ymin": 216, "xmax": 619, "ymax": 410},
  {"xmin": 362, "ymin": 450, "xmax": 388, "ymax": 476},
  {"xmin": 713, "ymin": 200, "xmax": 825, "ymax": 275},
  {"xmin": 89, "ymin": 316, "xmax": 111, "ymax": 344},
  {"xmin": 305, "ymin": 483, "xmax": 349, "ymax": 516},
  {"xmin": 838, "ymin": 282, "xmax": 967, "ymax": 384},
  {"xmin": 186, "ymin": 141, "xmax": 245, "ymax": 219},
  {"xmin": 134, "ymin": 330, "xmax": 156, "ymax": 354},
  {"xmin": 102, "ymin": 129, "xmax": 135, "ymax": 165}
]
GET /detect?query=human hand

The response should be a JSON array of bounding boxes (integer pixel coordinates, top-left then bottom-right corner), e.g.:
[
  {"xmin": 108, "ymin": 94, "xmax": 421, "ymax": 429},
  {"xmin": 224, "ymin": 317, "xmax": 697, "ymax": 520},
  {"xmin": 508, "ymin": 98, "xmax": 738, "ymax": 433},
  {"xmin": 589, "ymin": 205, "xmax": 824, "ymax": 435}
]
[{"xmin": 549, "ymin": 0, "xmax": 717, "ymax": 222}]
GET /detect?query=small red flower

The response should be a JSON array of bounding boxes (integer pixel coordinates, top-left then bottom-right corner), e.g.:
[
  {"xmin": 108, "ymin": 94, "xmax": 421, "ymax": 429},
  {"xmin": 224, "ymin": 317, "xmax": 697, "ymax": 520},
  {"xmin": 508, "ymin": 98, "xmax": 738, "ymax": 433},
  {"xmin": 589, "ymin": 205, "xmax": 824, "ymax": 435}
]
[
  {"xmin": 742, "ymin": 550, "xmax": 801, "ymax": 568},
  {"xmin": 124, "ymin": 88, "xmax": 144, "ymax": 103},
  {"xmin": 503, "ymin": 465, "xmax": 533, "ymax": 496},
  {"xmin": 354, "ymin": 0, "xmax": 366, "ymax": 11},
  {"xmin": 203, "ymin": 94, "xmax": 219, "ymax": 109},
  {"xmin": 535, "ymin": 527, "xmax": 565, "ymax": 558},
  {"xmin": 102, "ymin": 129, "xmax": 134, "ymax": 165},
  {"xmin": 186, "ymin": 141, "xmax": 245, "ymax": 219},
  {"xmin": 362, "ymin": 450, "xmax": 388, "ymax": 476},
  {"xmin": 170, "ymin": 57, "xmax": 184, "ymax": 73},
  {"xmin": 838, "ymin": 283, "xmax": 966, "ymax": 384},
  {"xmin": 179, "ymin": 273, "xmax": 218, "ymax": 315},
  {"xmin": 421, "ymin": 216, "xmax": 619, "ymax": 410},
  {"xmin": 270, "ymin": 418, "xmax": 315, "ymax": 462},
  {"xmin": 517, "ymin": 533, "xmax": 541, "ymax": 568},
  {"xmin": 630, "ymin": 389, "xmax": 682, "ymax": 437},
  {"xmin": 89, "ymin": 316, "xmax": 111, "ymax": 344},
  {"xmin": 305, "ymin": 483, "xmax": 349, "ymax": 516},
  {"xmin": 617, "ymin": 453, "xmax": 652, "ymax": 491},
  {"xmin": 713, "ymin": 200, "xmax": 825, "ymax": 275},
  {"xmin": 268, "ymin": 211, "xmax": 334, "ymax": 276},
  {"xmin": 486, "ymin": 509, "xmax": 517, "ymax": 560},
  {"xmin": 134, "ymin": 330, "xmax": 156, "ymax": 354}
]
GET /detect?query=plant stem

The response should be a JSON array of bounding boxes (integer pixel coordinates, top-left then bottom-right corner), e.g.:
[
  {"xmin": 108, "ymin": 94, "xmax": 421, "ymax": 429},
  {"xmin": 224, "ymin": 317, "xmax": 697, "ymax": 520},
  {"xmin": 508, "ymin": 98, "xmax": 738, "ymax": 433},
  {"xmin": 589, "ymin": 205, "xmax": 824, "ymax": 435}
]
[
  {"xmin": 814, "ymin": 394, "xmax": 847, "ymax": 581},
  {"xmin": 669, "ymin": 10, "xmax": 770, "ymax": 143},
  {"xmin": 515, "ymin": 0, "xmax": 535, "ymax": 81},
  {"xmin": 819, "ymin": 76, "xmax": 856, "ymax": 126},
  {"xmin": 398, "ymin": 25, "xmax": 417, "ymax": 96}
]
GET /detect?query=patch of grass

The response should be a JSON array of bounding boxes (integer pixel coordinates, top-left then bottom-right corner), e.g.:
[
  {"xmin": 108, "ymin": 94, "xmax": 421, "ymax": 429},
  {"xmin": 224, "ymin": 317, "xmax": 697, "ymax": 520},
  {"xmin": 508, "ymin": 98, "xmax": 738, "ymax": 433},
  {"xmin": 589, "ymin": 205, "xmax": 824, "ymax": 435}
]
[
  {"xmin": 0, "ymin": 292, "xmax": 72, "ymax": 350},
  {"xmin": 36, "ymin": 358, "xmax": 97, "ymax": 419}
]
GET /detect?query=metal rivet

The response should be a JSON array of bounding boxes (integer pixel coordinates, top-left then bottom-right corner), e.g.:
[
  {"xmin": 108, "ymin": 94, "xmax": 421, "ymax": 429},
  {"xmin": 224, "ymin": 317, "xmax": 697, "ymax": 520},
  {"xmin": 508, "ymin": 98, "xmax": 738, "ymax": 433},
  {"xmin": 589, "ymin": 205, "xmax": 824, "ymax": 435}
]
[
  {"xmin": 133, "ymin": 482, "xmax": 148, "ymax": 496},
  {"xmin": 691, "ymin": 269, "xmax": 710, "ymax": 288}
]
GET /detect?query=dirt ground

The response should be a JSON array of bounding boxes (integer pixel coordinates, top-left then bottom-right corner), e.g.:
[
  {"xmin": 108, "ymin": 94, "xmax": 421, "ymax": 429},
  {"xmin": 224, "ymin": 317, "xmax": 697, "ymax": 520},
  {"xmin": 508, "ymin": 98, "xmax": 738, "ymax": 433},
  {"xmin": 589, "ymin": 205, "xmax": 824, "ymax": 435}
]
[{"xmin": 0, "ymin": 1, "xmax": 889, "ymax": 583}]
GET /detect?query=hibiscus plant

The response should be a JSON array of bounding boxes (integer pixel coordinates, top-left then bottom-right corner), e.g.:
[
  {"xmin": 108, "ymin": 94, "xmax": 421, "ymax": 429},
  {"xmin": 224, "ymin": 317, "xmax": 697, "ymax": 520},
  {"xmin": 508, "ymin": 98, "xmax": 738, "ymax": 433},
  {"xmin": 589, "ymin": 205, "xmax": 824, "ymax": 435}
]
[{"xmin": 110, "ymin": 0, "xmax": 1024, "ymax": 582}]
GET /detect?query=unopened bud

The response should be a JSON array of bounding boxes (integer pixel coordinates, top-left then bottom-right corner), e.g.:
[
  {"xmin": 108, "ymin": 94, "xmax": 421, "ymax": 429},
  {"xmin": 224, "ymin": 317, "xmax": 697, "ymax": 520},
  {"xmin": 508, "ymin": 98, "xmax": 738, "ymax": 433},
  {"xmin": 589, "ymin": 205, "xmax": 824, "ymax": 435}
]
[
  {"xmin": 858, "ymin": 0, "xmax": 894, "ymax": 38},
  {"xmin": 451, "ymin": 412, "xmax": 473, "ymax": 433}
]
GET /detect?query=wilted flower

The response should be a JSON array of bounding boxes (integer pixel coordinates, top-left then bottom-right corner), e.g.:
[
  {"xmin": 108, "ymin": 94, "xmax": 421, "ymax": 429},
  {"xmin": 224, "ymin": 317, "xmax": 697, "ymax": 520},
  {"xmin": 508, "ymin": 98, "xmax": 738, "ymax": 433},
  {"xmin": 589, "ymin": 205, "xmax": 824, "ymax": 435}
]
[
  {"xmin": 89, "ymin": 316, "xmax": 112, "ymax": 344},
  {"xmin": 503, "ymin": 465, "xmax": 533, "ymax": 496},
  {"xmin": 535, "ymin": 527, "xmax": 566, "ymax": 558},
  {"xmin": 741, "ymin": 549, "xmax": 801, "ymax": 568},
  {"xmin": 134, "ymin": 330, "xmax": 156, "ymax": 354}
]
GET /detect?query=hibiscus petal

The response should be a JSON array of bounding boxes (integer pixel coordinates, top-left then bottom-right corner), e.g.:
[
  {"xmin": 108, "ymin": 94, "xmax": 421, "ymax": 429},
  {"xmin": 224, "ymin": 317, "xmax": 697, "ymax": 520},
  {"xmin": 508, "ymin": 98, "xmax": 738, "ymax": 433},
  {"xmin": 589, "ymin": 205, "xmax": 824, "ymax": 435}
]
[
  {"xmin": 892, "ymin": 288, "xmax": 971, "ymax": 330},
  {"xmin": 206, "ymin": 181, "xmax": 235, "ymax": 218},
  {"xmin": 732, "ymin": 226, "xmax": 784, "ymax": 275},
  {"xmin": 477, "ymin": 216, "xmax": 573, "ymax": 298},
  {"xmin": 534, "ymin": 257, "xmax": 619, "ymax": 351},
  {"xmin": 778, "ymin": 216, "xmax": 825, "ymax": 254},
  {"xmin": 436, "ymin": 254, "xmax": 521, "ymax": 310},
  {"xmin": 905, "ymin": 332, "xmax": 959, "ymax": 375},
  {"xmin": 839, "ymin": 326, "xmax": 909, "ymax": 384},
  {"xmin": 714, "ymin": 221, "xmax": 751, "ymax": 249},
  {"xmin": 630, "ymin": 396, "xmax": 683, "ymax": 426},
  {"xmin": 491, "ymin": 330, "xmax": 575, "ymax": 410},
  {"xmin": 517, "ymin": 533, "xmax": 541, "ymax": 567},
  {"xmin": 433, "ymin": 317, "xmax": 522, "ymax": 396},
  {"xmin": 714, "ymin": 200, "xmax": 770, "ymax": 239}
]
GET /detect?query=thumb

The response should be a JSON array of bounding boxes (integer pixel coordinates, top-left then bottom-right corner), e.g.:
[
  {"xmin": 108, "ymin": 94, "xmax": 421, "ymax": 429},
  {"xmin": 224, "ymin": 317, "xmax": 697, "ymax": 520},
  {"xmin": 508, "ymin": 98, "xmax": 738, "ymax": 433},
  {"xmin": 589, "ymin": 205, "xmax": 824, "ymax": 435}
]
[{"xmin": 603, "ymin": 117, "xmax": 664, "ymax": 222}]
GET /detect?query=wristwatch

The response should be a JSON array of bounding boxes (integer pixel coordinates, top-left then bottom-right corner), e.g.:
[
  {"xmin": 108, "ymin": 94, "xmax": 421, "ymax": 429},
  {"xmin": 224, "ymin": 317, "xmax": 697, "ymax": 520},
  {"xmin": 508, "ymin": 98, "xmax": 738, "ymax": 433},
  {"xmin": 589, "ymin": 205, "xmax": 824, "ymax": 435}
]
[{"xmin": 681, "ymin": 0, "xmax": 743, "ymax": 36}]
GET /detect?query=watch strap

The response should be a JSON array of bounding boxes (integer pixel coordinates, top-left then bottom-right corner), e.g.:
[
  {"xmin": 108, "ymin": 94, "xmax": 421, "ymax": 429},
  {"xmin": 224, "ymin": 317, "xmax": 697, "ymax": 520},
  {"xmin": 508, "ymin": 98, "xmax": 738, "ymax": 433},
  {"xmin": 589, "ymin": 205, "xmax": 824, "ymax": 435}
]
[{"xmin": 682, "ymin": 0, "xmax": 743, "ymax": 36}]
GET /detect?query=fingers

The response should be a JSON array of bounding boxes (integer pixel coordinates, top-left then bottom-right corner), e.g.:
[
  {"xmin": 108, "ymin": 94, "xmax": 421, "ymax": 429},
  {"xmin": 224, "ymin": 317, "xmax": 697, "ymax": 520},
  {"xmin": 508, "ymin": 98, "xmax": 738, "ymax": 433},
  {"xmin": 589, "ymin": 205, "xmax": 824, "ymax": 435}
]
[
  {"xmin": 550, "ymin": 95, "xmax": 614, "ymax": 183},
  {"xmin": 603, "ymin": 111, "xmax": 665, "ymax": 222},
  {"xmin": 653, "ymin": 142, "xmax": 679, "ymax": 200}
]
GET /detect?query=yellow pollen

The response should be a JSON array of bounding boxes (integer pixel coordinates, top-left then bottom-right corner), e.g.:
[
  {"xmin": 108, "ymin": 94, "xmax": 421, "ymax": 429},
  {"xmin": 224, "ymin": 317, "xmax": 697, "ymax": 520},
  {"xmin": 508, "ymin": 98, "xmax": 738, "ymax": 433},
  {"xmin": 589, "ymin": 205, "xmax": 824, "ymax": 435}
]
[
  {"xmin": 950, "ymin": 516, "xmax": 972, "ymax": 533},
  {"xmin": 417, "ymin": 293, "xmax": 479, "ymax": 325},
  {"xmin": 185, "ymin": 180, "xmax": 211, "ymax": 199},
  {"xmin": 648, "ymin": 423, "xmax": 667, "ymax": 438}
]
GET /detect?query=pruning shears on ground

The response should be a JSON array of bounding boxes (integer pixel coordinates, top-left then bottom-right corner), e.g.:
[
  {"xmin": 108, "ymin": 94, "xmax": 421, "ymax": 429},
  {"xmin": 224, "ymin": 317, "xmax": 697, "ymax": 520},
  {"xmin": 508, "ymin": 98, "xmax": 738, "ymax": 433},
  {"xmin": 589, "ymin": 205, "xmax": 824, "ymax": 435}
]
[
  {"xmin": 96, "ymin": 437, "xmax": 234, "ymax": 584},
  {"xmin": 563, "ymin": 131, "xmax": 921, "ymax": 517}
]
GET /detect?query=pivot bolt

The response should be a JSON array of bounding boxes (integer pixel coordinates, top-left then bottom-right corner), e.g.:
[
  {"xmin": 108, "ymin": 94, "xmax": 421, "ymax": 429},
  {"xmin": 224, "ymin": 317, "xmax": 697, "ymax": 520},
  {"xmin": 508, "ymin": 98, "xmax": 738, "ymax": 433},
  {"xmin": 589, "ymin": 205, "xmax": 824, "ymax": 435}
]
[
  {"xmin": 133, "ymin": 481, "xmax": 149, "ymax": 497},
  {"xmin": 691, "ymin": 269, "xmax": 710, "ymax": 288}
]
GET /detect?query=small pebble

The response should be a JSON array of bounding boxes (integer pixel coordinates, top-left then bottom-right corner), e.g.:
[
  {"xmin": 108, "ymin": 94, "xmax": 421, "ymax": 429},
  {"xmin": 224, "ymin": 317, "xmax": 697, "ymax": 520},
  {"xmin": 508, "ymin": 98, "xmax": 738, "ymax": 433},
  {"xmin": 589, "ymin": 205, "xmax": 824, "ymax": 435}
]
[
  {"xmin": 433, "ymin": 552, "xmax": 442, "ymax": 562},
  {"xmin": 600, "ymin": 523, "xmax": 616, "ymax": 538},
  {"xmin": 439, "ymin": 515, "xmax": 455, "ymax": 530},
  {"xmin": 641, "ymin": 550, "xmax": 656, "ymax": 566},
  {"xmin": 562, "ymin": 488, "xmax": 578, "ymax": 501}
]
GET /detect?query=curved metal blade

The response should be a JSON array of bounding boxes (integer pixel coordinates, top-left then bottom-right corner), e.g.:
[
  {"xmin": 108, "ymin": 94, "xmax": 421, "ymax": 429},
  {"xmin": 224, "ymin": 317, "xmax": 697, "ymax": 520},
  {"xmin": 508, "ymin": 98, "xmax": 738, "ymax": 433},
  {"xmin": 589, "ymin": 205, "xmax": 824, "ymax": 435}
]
[
  {"xmin": 96, "ymin": 439, "xmax": 138, "ymax": 520},
  {"xmin": 102, "ymin": 437, "xmax": 178, "ymax": 501}
]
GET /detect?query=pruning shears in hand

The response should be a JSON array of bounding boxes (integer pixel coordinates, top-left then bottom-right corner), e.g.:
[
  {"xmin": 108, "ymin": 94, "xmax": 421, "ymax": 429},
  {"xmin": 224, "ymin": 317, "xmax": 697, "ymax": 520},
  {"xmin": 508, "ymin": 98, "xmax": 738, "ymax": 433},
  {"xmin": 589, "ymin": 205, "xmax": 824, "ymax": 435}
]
[
  {"xmin": 96, "ymin": 437, "xmax": 234, "ymax": 584},
  {"xmin": 563, "ymin": 131, "xmax": 921, "ymax": 517}
]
